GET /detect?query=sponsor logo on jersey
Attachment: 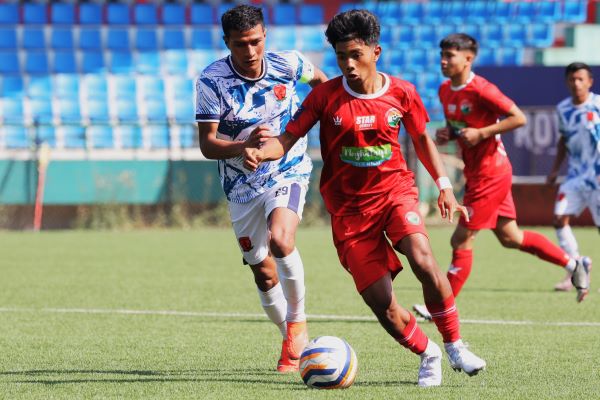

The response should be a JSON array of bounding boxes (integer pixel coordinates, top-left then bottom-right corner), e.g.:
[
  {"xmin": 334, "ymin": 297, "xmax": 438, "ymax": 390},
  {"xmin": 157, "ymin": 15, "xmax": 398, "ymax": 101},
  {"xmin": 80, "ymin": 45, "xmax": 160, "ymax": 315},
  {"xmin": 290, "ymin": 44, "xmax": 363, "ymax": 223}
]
[
  {"xmin": 460, "ymin": 100, "xmax": 472, "ymax": 115},
  {"xmin": 273, "ymin": 84, "xmax": 287, "ymax": 101},
  {"xmin": 355, "ymin": 115, "xmax": 377, "ymax": 131},
  {"xmin": 238, "ymin": 236, "xmax": 253, "ymax": 252},
  {"xmin": 340, "ymin": 144, "xmax": 392, "ymax": 167},
  {"xmin": 448, "ymin": 104, "xmax": 457, "ymax": 113},
  {"xmin": 333, "ymin": 115, "xmax": 343, "ymax": 126},
  {"xmin": 385, "ymin": 108, "xmax": 403, "ymax": 128},
  {"xmin": 405, "ymin": 211, "xmax": 421, "ymax": 225}
]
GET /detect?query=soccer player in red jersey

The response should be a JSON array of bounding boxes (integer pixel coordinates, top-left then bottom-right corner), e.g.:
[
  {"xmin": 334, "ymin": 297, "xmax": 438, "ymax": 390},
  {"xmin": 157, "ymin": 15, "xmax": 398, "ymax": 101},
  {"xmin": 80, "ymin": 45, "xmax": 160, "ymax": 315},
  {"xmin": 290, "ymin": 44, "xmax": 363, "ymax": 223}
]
[
  {"xmin": 244, "ymin": 10, "xmax": 486, "ymax": 387},
  {"xmin": 412, "ymin": 34, "xmax": 590, "ymax": 321}
]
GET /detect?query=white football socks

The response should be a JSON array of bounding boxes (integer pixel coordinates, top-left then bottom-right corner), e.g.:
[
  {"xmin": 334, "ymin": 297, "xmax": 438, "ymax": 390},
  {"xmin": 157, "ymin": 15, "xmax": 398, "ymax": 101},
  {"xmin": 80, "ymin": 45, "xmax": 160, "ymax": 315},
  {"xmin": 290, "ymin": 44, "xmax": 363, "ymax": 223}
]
[
  {"xmin": 556, "ymin": 225, "xmax": 580, "ymax": 259},
  {"xmin": 257, "ymin": 282, "xmax": 287, "ymax": 337},
  {"xmin": 275, "ymin": 248, "xmax": 306, "ymax": 323}
]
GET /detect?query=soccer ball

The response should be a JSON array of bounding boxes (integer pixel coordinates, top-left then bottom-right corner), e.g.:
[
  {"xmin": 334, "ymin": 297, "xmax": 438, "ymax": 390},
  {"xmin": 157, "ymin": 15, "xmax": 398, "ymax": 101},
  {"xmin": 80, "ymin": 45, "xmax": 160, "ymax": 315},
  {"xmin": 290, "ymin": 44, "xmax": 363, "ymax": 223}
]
[{"xmin": 299, "ymin": 336, "xmax": 358, "ymax": 389}]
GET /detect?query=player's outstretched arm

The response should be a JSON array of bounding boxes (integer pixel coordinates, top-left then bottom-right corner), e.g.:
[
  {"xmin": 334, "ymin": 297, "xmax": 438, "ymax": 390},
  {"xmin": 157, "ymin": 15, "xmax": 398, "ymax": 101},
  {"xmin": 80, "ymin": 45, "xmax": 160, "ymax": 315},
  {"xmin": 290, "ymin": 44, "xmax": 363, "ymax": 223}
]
[
  {"xmin": 547, "ymin": 136, "xmax": 567, "ymax": 184},
  {"xmin": 411, "ymin": 131, "xmax": 469, "ymax": 223},
  {"xmin": 244, "ymin": 131, "xmax": 299, "ymax": 171},
  {"xmin": 198, "ymin": 122, "xmax": 272, "ymax": 160},
  {"xmin": 308, "ymin": 66, "xmax": 328, "ymax": 88}
]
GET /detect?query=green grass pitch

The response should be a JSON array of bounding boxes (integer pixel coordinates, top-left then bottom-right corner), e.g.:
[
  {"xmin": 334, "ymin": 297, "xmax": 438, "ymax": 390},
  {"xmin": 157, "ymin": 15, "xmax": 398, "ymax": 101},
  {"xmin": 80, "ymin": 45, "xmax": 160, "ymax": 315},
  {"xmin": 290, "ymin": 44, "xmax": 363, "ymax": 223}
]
[{"xmin": 0, "ymin": 226, "xmax": 598, "ymax": 399}]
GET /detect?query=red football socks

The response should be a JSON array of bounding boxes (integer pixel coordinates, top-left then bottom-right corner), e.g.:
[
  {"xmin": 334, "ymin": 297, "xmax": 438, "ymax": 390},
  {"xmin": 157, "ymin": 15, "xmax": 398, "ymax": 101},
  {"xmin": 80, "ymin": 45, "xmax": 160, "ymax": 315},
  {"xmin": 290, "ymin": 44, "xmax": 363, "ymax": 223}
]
[
  {"xmin": 396, "ymin": 313, "xmax": 428, "ymax": 354},
  {"xmin": 447, "ymin": 249, "xmax": 473, "ymax": 297},
  {"xmin": 426, "ymin": 295, "xmax": 461, "ymax": 343},
  {"xmin": 520, "ymin": 230, "xmax": 570, "ymax": 267}
]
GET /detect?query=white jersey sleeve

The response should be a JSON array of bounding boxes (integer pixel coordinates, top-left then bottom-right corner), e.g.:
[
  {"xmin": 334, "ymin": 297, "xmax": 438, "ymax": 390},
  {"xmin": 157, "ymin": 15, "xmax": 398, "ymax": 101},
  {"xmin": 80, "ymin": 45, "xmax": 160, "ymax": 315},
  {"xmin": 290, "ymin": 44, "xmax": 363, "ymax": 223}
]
[{"xmin": 195, "ymin": 73, "xmax": 220, "ymax": 122}]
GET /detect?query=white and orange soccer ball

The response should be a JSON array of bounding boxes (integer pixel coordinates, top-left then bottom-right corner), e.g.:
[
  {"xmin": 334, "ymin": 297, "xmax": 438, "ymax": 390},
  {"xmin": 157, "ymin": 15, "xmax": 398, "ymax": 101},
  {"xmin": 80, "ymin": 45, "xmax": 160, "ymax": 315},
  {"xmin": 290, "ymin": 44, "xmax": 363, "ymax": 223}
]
[{"xmin": 299, "ymin": 336, "xmax": 358, "ymax": 389}]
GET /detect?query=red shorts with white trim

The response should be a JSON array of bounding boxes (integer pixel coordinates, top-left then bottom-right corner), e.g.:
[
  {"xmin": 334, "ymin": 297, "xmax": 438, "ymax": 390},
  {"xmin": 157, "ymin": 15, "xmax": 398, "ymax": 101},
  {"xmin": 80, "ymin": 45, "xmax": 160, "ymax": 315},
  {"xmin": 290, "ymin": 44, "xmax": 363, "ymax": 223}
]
[
  {"xmin": 331, "ymin": 187, "xmax": 428, "ymax": 293},
  {"xmin": 460, "ymin": 172, "xmax": 516, "ymax": 230}
]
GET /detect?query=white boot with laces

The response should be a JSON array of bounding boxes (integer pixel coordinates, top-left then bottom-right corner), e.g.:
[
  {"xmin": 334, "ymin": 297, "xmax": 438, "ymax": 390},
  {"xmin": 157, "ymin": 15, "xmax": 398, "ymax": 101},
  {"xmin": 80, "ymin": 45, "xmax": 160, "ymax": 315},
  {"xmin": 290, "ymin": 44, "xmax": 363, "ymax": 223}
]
[
  {"xmin": 418, "ymin": 340, "xmax": 442, "ymax": 387},
  {"xmin": 444, "ymin": 339, "xmax": 486, "ymax": 376}
]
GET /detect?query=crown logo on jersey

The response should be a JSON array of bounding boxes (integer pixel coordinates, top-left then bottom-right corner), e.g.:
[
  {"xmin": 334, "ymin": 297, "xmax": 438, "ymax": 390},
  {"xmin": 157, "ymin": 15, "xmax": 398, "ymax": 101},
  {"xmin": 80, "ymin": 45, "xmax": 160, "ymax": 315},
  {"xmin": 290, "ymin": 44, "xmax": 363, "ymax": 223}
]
[
  {"xmin": 273, "ymin": 84, "xmax": 287, "ymax": 101},
  {"xmin": 333, "ymin": 115, "xmax": 343, "ymax": 126}
]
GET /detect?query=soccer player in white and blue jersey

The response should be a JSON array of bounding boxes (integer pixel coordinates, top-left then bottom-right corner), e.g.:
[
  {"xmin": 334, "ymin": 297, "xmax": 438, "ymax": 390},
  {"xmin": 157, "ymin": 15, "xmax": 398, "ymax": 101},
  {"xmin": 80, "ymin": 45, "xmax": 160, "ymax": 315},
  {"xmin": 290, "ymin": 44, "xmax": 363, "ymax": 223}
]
[
  {"xmin": 548, "ymin": 62, "xmax": 597, "ymax": 294},
  {"xmin": 195, "ymin": 5, "xmax": 327, "ymax": 372}
]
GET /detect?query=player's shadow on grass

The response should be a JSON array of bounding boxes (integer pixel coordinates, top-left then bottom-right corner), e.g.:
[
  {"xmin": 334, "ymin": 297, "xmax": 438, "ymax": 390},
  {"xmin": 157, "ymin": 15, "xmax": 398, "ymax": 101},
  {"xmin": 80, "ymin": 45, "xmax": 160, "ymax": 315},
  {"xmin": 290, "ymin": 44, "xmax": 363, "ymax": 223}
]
[{"xmin": 4, "ymin": 368, "xmax": 301, "ymax": 386}]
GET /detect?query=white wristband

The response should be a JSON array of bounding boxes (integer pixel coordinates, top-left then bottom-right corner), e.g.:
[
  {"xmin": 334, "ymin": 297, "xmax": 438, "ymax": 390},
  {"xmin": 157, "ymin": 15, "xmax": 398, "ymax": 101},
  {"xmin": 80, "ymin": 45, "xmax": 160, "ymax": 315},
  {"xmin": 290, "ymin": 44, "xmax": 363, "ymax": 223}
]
[{"xmin": 436, "ymin": 177, "xmax": 452, "ymax": 191}]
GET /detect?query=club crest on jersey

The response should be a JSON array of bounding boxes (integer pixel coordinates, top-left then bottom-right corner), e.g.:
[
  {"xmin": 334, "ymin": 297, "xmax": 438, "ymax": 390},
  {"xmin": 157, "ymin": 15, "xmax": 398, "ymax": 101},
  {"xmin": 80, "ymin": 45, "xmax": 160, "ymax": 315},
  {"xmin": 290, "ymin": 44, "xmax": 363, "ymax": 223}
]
[
  {"xmin": 355, "ymin": 115, "xmax": 376, "ymax": 131},
  {"xmin": 385, "ymin": 108, "xmax": 403, "ymax": 128},
  {"xmin": 238, "ymin": 236, "xmax": 253, "ymax": 252},
  {"xmin": 333, "ymin": 115, "xmax": 343, "ymax": 126},
  {"xmin": 405, "ymin": 211, "xmax": 421, "ymax": 225},
  {"xmin": 460, "ymin": 101, "xmax": 472, "ymax": 115},
  {"xmin": 273, "ymin": 84, "xmax": 287, "ymax": 101}
]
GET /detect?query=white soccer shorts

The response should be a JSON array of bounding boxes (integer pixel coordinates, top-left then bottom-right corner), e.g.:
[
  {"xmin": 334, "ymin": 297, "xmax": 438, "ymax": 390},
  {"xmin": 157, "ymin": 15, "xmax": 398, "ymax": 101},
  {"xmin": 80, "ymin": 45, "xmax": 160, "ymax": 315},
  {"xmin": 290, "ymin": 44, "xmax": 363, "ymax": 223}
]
[
  {"xmin": 554, "ymin": 182, "xmax": 600, "ymax": 226},
  {"xmin": 228, "ymin": 181, "xmax": 308, "ymax": 265}
]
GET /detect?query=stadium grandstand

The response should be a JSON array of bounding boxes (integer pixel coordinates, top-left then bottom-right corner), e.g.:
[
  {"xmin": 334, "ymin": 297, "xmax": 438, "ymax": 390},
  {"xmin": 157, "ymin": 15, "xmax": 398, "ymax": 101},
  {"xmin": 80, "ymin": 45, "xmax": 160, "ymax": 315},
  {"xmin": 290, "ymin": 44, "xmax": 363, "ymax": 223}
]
[{"xmin": 0, "ymin": 0, "xmax": 598, "ymax": 228}]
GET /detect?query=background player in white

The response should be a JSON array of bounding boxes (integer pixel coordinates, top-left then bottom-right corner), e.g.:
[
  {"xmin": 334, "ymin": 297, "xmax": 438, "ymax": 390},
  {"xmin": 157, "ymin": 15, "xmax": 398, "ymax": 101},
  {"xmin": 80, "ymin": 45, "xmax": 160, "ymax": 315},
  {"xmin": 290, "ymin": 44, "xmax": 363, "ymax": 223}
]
[
  {"xmin": 195, "ymin": 5, "xmax": 327, "ymax": 372},
  {"xmin": 548, "ymin": 62, "xmax": 597, "ymax": 291}
]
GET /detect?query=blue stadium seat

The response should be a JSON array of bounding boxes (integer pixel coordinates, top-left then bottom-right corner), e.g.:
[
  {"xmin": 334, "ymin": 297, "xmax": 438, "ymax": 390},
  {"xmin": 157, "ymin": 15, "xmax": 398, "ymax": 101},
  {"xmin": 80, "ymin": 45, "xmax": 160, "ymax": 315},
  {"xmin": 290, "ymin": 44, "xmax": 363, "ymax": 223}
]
[
  {"xmin": 29, "ymin": 98, "xmax": 53, "ymax": 124},
  {"xmin": 57, "ymin": 98, "xmax": 81, "ymax": 123},
  {"xmin": 53, "ymin": 51, "xmax": 77, "ymax": 73},
  {"xmin": 119, "ymin": 125, "xmax": 142, "ymax": 149},
  {"xmin": 145, "ymin": 101, "xmax": 168, "ymax": 122},
  {"xmin": 23, "ymin": 4, "xmax": 47, "ymax": 24},
  {"xmin": 442, "ymin": 1, "xmax": 467, "ymax": 24},
  {"xmin": 0, "ymin": 4, "xmax": 19, "ymax": 24},
  {"xmin": 466, "ymin": 1, "xmax": 488, "ymax": 23},
  {"xmin": 399, "ymin": 2, "xmax": 423, "ymax": 24},
  {"xmin": 107, "ymin": 28, "xmax": 130, "ymax": 51},
  {"xmin": 408, "ymin": 48, "xmax": 428, "ymax": 70},
  {"xmin": 0, "ymin": 51, "xmax": 20, "ymax": 74},
  {"xmin": 110, "ymin": 50, "xmax": 134, "ymax": 74},
  {"xmin": 267, "ymin": 27, "xmax": 296, "ymax": 50},
  {"xmin": 415, "ymin": 25, "xmax": 436, "ymax": 48},
  {"xmin": 171, "ymin": 99, "xmax": 195, "ymax": 123},
  {"xmin": 189, "ymin": 50, "xmax": 218, "ymax": 76},
  {"xmin": 338, "ymin": 3, "xmax": 356, "ymax": 14},
  {"xmin": 139, "ymin": 76, "xmax": 164, "ymax": 99},
  {"xmin": 83, "ymin": 75, "xmax": 108, "ymax": 99},
  {"xmin": 23, "ymin": 28, "xmax": 46, "ymax": 49},
  {"xmin": 0, "ymin": 28, "xmax": 17, "ymax": 49},
  {"xmin": 51, "ymin": 3, "xmax": 75, "ymax": 25},
  {"xmin": 490, "ymin": 1, "xmax": 516, "ymax": 22},
  {"xmin": 1, "ymin": 98, "xmax": 24, "ymax": 124},
  {"xmin": 505, "ymin": 24, "xmax": 527, "ymax": 47},
  {"xmin": 396, "ymin": 25, "xmax": 416, "ymax": 48},
  {"xmin": 191, "ymin": 28, "xmax": 215, "ymax": 50},
  {"xmin": 273, "ymin": 4, "xmax": 296, "ymax": 25},
  {"xmin": 112, "ymin": 76, "xmax": 136, "ymax": 99},
  {"xmin": 456, "ymin": 24, "xmax": 482, "ymax": 42},
  {"xmin": 378, "ymin": 2, "xmax": 400, "ymax": 25},
  {"xmin": 147, "ymin": 125, "xmax": 170, "ymax": 148},
  {"xmin": 169, "ymin": 77, "xmax": 194, "ymax": 99},
  {"xmin": 538, "ymin": 2, "xmax": 562, "ymax": 22},
  {"xmin": 53, "ymin": 75, "xmax": 79, "ymax": 99},
  {"xmin": 88, "ymin": 125, "xmax": 114, "ymax": 148},
  {"xmin": 385, "ymin": 50, "xmax": 408, "ymax": 71},
  {"xmin": 134, "ymin": 4, "xmax": 158, "ymax": 25},
  {"xmin": 178, "ymin": 125, "xmax": 196, "ymax": 148},
  {"xmin": 81, "ymin": 51, "xmax": 105, "ymax": 74},
  {"xmin": 27, "ymin": 76, "xmax": 52, "ymax": 99},
  {"xmin": 51, "ymin": 28, "xmax": 74, "ymax": 49},
  {"xmin": 25, "ymin": 52, "xmax": 49, "ymax": 74},
  {"xmin": 107, "ymin": 3, "xmax": 130, "ymax": 25},
  {"xmin": 3, "ymin": 125, "xmax": 29, "ymax": 149},
  {"xmin": 476, "ymin": 47, "xmax": 496, "ymax": 66},
  {"xmin": 515, "ymin": 1, "xmax": 536, "ymax": 23},
  {"xmin": 435, "ymin": 25, "xmax": 455, "ymax": 44},
  {"xmin": 163, "ymin": 29, "xmax": 186, "ymax": 50},
  {"xmin": 497, "ymin": 47, "xmax": 524, "ymax": 66},
  {"xmin": 379, "ymin": 25, "xmax": 393, "ymax": 46},
  {"xmin": 36, "ymin": 126, "xmax": 56, "ymax": 148},
  {"xmin": 190, "ymin": 4, "xmax": 214, "ymax": 25},
  {"xmin": 62, "ymin": 126, "xmax": 86, "ymax": 148},
  {"xmin": 79, "ymin": 28, "xmax": 102, "ymax": 50},
  {"xmin": 482, "ymin": 24, "xmax": 504, "ymax": 46},
  {"xmin": 162, "ymin": 3, "xmax": 186, "ymax": 25},
  {"xmin": 86, "ymin": 98, "xmax": 110, "ymax": 122},
  {"xmin": 297, "ymin": 26, "xmax": 326, "ymax": 52},
  {"xmin": 135, "ymin": 28, "xmax": 158, "ymax": 50},
  {"xmin": 136, "ymin": 52, "xmax": 160, "ymax": 74},
  {"xmin": 423, "ymin": 72, "xmax": 443, "ymax": 93},
  {"xmin": 528, "ymin": 23, "xmax": 555, "ymax": 48},
  {"xmin": 79, "ymin": 3, "xmax": 103, "ymax": 25},
  {"xmin": 424, "ymin": 2, "xmax": 443, "ymax": 23},
  {"xmin": 563, "ymin": 0, "xmax": 587, "ymax": 23},
  {"xmin": 298, "ymin": 4, "xmax": 324, "ymax": 24},
  {"xmin": 2, "ymin": 76, "xmax": 24, "ymax": 97},
  {"xmin": 163, "ymin": 50, "xmax": 188, "ymax": 75}
]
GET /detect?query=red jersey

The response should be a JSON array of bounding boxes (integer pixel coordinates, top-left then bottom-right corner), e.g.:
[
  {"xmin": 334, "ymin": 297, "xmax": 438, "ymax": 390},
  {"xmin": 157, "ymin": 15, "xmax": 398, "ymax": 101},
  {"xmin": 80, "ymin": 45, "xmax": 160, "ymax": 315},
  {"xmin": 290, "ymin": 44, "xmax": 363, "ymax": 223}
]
[
  {"xmin": 438, "ymin": 73, "xmax": 514, "ymax": 181},
  {"xmin": 286, "ymin": 74, "xmax": 429, "ymax": 216}
]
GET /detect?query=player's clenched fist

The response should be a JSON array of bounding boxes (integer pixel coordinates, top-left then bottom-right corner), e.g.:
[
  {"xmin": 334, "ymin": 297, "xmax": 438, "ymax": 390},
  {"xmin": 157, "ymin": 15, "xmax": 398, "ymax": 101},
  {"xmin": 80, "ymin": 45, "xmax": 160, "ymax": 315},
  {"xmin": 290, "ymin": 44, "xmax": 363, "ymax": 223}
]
[
  {"xmin": 435, "ymin": 127, "xmax": 452, "ymax": 145},
  {"xmin": 244, "ymin": 147, "xmax": 264, "ymax": 171}
]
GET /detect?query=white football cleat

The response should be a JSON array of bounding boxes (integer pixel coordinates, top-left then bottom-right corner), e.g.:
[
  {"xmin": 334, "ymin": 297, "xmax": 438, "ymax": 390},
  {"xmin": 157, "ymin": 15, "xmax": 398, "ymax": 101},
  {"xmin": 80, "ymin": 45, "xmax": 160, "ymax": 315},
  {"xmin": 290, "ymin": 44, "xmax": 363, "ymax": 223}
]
[
  {"xmin": 444, "ymin": 339, "xmax": 486, "ymax": 376},
  {"xmin": 418, "ymin": 340, "xmax": 442, "ymax": 387},
  {"xmin": 413, "ymin": 304, "xmax": 432, "ymax": 321},
  {"xmin": 571, "ymin": 256, "xmax": 592, "ymax": 302}
]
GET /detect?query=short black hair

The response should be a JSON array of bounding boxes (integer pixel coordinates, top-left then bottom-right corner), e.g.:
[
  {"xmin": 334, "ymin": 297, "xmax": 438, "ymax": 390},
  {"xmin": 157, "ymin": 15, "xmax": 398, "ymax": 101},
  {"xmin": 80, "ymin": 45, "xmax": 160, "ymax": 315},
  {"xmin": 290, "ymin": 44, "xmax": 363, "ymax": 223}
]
[
  {"xmin": 325, "ymin": 9, "xmax": 380, "ymax": 49},
  {"xmin": 565, "ymin": 62, "xmax": 593, "ymax": 79},
  {"xmin": 440, "ymin": 33, "xmax": 478, "ymax": 55},
  {"xmin": 221, "ymin": 5, "xmax": 264, "ymax": 38}
]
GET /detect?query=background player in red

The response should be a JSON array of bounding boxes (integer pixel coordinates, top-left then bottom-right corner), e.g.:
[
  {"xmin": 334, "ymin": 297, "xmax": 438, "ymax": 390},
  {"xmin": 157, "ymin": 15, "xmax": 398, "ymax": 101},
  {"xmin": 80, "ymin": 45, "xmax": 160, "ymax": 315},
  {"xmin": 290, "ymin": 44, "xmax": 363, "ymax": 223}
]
[
  {"xmin": 244, "ymin": 10, "xmax": 485, "ymax": 387},
  {"xmin": 413, "ymin": 34, "xmax": 591, "ymax": 321}
]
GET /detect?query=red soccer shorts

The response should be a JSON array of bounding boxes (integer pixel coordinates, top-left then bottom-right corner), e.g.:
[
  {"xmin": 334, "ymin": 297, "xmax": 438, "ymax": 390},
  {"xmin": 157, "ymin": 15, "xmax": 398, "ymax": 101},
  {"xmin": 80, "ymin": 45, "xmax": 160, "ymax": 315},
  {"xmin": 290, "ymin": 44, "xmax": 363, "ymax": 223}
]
[
  {"xmin": 331, "ymin": 187, "xmax": 429, "ymax": 293},
  {"xmin": 460, "ymin": 172, "xmax": 516, "ymax": 230}
]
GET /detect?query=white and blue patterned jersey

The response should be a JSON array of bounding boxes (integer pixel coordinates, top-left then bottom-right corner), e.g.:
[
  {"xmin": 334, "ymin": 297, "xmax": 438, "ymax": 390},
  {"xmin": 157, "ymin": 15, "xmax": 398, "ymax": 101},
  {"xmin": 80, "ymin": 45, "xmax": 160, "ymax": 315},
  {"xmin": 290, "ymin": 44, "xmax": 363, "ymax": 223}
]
[
  {"xmin": 557, "ymin": 92, "xmax": 600, "ymax": 191},
  {"xmin": 195, "ymin": 51, "xmax": 314, "ymax": 203}
]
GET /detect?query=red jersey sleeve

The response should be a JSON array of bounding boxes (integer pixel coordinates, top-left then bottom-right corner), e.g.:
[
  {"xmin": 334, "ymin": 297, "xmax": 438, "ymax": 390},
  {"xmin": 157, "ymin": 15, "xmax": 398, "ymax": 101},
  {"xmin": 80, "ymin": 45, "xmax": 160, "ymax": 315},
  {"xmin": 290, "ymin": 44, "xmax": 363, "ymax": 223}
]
[
  {"xmin": 401, "ymin": 84, "xmax": 430, "ymax": 140},
  {"xmin": 478, "ymin": 81, "xmax": 514, "ymax": 116},
  {"xmin": 286, "ymin": 88, "xmax": 322, "ymax": 138}
]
